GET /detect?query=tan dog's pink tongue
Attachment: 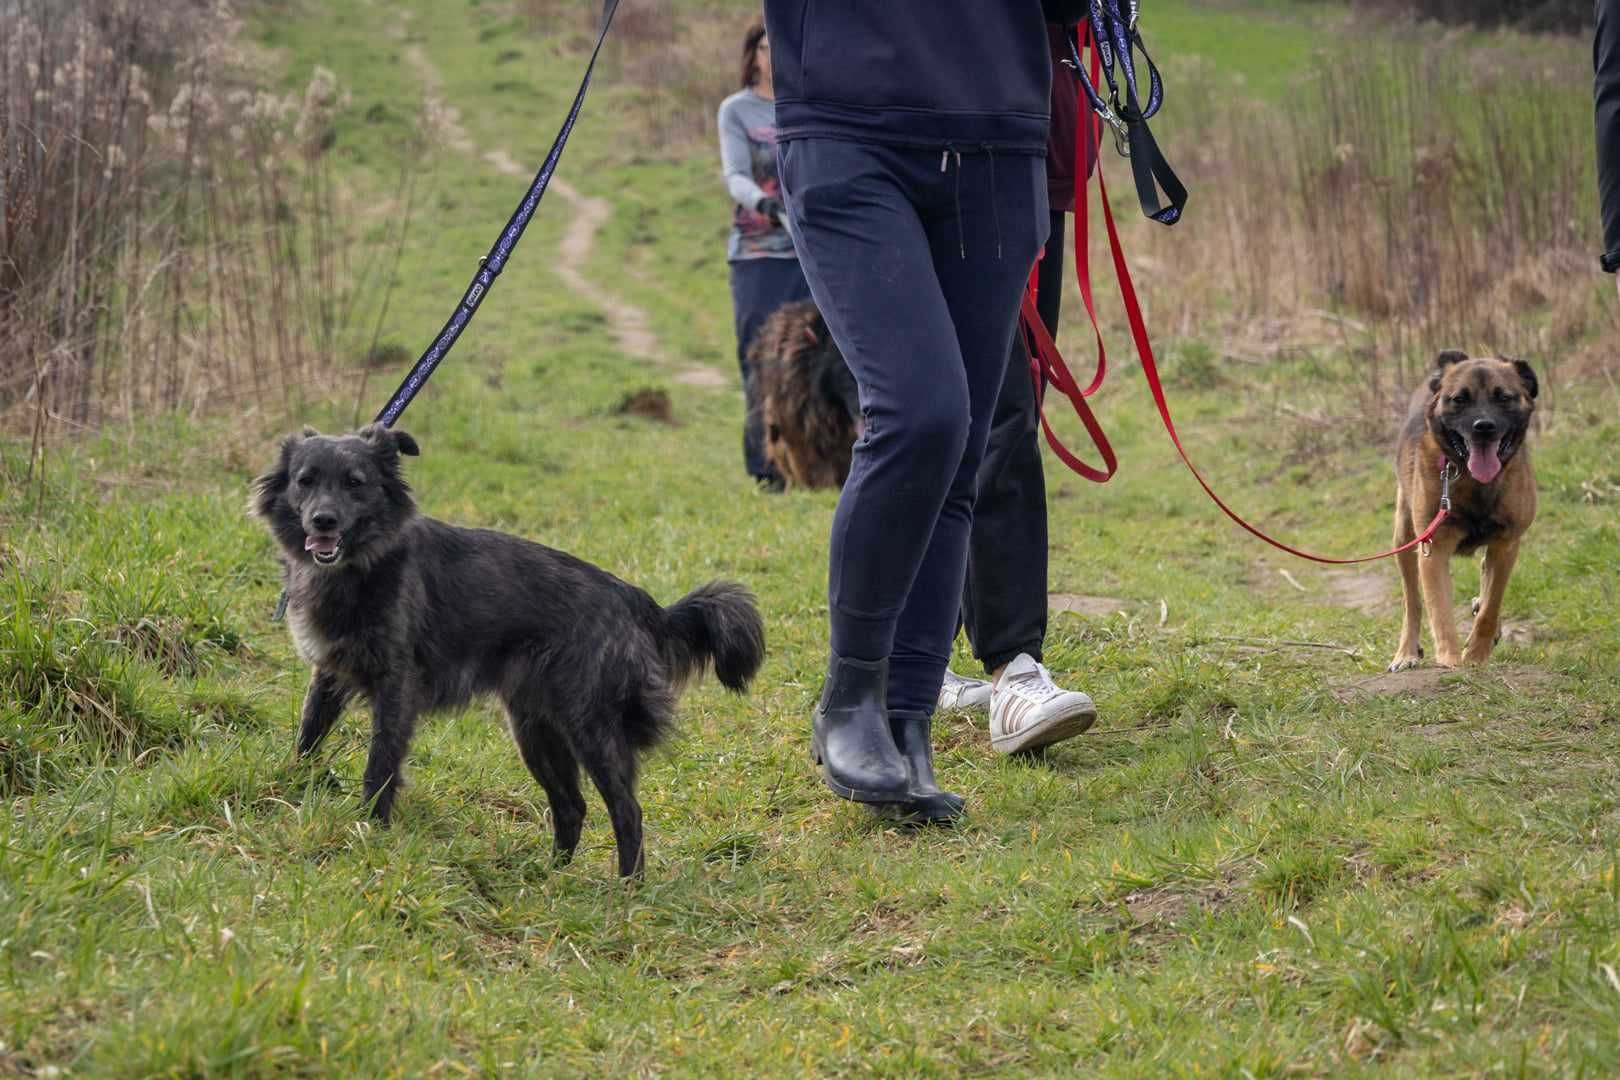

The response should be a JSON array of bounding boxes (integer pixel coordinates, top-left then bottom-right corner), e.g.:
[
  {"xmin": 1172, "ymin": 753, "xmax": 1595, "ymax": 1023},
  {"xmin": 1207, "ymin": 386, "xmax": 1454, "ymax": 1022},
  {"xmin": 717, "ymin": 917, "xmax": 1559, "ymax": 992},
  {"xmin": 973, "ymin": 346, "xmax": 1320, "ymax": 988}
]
[{"xmin": 1467, "ymin": 440, "xmax": 1502, "ymax": 484}]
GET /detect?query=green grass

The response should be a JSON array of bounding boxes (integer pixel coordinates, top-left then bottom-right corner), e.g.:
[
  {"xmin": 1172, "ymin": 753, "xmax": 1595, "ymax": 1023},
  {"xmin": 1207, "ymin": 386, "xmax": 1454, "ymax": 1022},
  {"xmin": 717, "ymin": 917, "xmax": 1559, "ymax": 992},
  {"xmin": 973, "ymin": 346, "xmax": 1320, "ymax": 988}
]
[{"xmin": 4, "ymin": 0, "xmax": 1620, "ymax": 1074}]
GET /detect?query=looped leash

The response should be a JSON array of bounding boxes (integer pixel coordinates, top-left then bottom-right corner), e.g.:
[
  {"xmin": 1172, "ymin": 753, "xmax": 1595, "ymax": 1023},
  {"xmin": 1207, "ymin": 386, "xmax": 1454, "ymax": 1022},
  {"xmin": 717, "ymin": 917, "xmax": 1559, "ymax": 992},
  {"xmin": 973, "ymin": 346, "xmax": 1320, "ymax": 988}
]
[
  {"xmin": 373, "ymin": 0, "xmax": 621, "ymax": 428},
  {"xmin": 1067, "ymin": 5, "xmax": 1185, "ymax": 226},
  {"xmin": 1025, "ymin": 11, "xmax": 1449, "ymax": 566}
]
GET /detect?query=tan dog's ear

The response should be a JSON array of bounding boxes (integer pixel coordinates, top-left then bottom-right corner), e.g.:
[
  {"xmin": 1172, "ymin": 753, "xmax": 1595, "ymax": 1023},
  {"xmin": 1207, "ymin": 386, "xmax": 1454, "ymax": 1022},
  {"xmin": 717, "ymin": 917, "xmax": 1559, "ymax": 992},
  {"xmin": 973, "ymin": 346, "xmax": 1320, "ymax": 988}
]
[
  {"xmin": 1430, "ymin": 350, "xmax": 1468, "ymax": 393},
  {"xmin": 1509, "ymin": 358, "xmax": 1539, "ymax": 400}
]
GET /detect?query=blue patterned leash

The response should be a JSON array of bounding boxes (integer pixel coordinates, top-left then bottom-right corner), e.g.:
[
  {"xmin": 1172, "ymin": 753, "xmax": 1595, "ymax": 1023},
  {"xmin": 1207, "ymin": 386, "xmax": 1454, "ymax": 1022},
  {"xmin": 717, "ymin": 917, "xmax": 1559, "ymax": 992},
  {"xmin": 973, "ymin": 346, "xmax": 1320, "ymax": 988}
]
[
  {"xmin": 374, "ymin": 0, "xmax": 621, "ymax": 427},
  {"xmin": 1067, "ymin": 1, "xmax": 1186, "ymax": 226},
  {"xmin": 273, "ymin": 0, "xmax": 619, "ymax": 622}
]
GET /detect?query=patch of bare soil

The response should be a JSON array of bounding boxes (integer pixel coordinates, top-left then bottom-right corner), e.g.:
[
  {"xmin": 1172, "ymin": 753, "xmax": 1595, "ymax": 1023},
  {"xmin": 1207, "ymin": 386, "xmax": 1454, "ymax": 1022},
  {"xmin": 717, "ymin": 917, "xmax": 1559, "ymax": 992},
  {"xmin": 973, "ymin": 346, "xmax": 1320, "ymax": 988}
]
[
  {"xmin": 612, "ymin": 388, "xmax": 676, "ymax": 424},
  {"xmin": 1049, "ymin": 593, "xmax": 1130, "ymax": 617},
  {"xmin": 673, "ymin": 367, "xmax": 729, "ymax": 388},
  {"xmin": 1112, "ymin": 863, "xmax": 1252, "ymax": 939},
  {"xmin": 1246, "ymin": 562, "xmax": 1397, "ymax": 613},
  {"xmin": 1324, "ymin": 570, "xmax": 1395, "ymax": 613},
  {"xmin": 1332, "ymin": 663, "xmax": 1560, "ymax": 702}
]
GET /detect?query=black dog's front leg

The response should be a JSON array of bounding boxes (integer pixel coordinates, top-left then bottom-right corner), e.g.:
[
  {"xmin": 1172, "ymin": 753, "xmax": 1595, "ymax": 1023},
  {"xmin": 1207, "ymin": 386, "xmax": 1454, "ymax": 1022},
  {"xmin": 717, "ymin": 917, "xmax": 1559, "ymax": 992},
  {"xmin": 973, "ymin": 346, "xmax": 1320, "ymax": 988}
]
[
  {"xmin": 363, "ymin": 685, "xmax": 419, "ymax": 824},
  {"xmin": 298, "ymin": 668, "xmax": 353, "ymax": 757}
]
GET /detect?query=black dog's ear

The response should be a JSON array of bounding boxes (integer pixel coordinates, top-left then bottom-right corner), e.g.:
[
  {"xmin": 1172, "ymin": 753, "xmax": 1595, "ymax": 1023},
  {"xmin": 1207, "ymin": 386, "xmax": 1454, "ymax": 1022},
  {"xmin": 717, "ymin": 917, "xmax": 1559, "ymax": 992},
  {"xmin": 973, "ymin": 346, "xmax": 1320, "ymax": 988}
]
[
  {"xmin": 1510, "ymin": 358, "xmax": 1539, "ymax": 400},
  {"xmin": 250, "ymin": 429, "xmax": 305, "ymax": 518},
  {"xmin": 358, "ymin": 423, "xmax": 419, "ymax": 457}
]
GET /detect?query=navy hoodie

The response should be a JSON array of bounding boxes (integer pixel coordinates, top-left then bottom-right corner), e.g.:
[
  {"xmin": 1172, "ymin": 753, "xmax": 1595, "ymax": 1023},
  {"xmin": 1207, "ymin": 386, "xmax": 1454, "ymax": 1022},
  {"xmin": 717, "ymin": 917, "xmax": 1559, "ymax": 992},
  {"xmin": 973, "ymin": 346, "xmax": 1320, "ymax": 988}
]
[{"xmin": 764, "ymin": 1, "xmax": 1089, "ymax": 156}]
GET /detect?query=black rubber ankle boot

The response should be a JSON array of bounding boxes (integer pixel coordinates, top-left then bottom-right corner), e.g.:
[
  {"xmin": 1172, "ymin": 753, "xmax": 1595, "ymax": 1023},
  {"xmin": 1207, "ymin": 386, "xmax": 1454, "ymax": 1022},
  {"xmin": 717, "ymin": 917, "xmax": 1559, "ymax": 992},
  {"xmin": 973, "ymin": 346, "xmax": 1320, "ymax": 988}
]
[
  {"xmin": 868, "ymin": 711, "xmax": 965, "ymax": 825},
  {"xmin": 810, "ymin": 655, "xmax": 911, "ymax": 803}
]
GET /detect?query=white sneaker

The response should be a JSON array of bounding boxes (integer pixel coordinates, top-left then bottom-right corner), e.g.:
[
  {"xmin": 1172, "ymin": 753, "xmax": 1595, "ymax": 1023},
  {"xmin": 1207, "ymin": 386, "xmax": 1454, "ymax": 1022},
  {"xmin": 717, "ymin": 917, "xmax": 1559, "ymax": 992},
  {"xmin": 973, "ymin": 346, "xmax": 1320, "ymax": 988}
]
[
  {"xmin": 937, "ymin": 669, "xmax": 992, "ymax": 713},
  {"xmin": 989, "ymin": 653, "xmax": 1097, "ymax": 754}
]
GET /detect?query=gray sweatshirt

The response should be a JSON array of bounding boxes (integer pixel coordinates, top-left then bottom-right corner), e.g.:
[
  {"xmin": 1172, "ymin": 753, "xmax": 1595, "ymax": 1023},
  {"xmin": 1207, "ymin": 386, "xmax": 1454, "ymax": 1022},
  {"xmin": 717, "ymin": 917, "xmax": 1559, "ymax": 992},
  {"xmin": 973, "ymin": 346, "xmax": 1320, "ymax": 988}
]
[{"xmin": 717, "ymin": 89, "xmax": 796, "ymax": 261}]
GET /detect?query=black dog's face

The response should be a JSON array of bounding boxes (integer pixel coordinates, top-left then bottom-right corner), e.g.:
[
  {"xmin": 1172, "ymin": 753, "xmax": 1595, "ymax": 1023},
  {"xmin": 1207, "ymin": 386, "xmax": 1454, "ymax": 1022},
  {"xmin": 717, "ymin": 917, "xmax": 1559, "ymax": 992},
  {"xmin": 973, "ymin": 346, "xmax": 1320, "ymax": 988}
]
[
  {"xmin": 252, "ymin": 424, "xmax": 420, "ymax": 570},
  {"xmin": 1426, "ymin": 351, "xmax": 1537, "ymax": 485}
]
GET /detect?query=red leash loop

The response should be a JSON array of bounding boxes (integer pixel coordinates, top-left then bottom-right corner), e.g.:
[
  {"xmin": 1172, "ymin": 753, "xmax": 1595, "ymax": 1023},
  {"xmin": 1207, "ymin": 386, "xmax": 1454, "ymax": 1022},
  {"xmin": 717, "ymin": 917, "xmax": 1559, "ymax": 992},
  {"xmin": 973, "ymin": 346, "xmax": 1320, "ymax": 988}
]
[{"xmin": 1020, "ymin": 23, "xmax": 1450, "ymax": 565}]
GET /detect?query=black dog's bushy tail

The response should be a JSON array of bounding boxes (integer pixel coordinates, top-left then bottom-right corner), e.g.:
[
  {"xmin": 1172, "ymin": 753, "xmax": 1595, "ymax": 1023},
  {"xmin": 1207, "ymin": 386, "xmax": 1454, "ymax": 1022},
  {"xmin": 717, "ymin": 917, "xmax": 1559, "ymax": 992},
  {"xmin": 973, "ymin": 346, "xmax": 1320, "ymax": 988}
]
[{"xmin": 661, "ymin": 581, "xmax": 766, "ymax": 693}]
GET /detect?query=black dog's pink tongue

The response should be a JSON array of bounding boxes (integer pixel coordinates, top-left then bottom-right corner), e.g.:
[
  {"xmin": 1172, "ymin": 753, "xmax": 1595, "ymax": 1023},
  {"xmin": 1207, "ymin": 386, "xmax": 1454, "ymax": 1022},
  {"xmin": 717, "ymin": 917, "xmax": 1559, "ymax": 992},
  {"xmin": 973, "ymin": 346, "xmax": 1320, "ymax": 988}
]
[
  {"xmin": 1467, "ymin": 439, "xmax": 1503, "ymax": 484},
  {"xmin": 305, "ymin": 535, "xmax": 338, "ymax": 555}
]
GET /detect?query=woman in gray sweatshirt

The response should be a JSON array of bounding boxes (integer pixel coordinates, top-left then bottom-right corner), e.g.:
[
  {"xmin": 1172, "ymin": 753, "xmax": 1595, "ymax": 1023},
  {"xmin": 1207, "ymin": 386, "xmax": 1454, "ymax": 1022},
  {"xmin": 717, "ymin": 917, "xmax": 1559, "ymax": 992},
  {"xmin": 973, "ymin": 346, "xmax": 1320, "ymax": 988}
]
[{"xmin": 717, "ymin": 19, "xmax": 810, "ymax": 490}]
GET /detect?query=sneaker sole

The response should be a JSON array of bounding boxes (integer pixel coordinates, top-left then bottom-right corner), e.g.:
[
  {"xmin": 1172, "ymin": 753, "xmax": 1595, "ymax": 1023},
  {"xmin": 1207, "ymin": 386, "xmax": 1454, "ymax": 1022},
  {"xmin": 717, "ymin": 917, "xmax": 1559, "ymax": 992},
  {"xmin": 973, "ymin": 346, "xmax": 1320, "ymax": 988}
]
[{"xmin": 991, "ymin": 702, "xmax": 1098, "ymax": 755}]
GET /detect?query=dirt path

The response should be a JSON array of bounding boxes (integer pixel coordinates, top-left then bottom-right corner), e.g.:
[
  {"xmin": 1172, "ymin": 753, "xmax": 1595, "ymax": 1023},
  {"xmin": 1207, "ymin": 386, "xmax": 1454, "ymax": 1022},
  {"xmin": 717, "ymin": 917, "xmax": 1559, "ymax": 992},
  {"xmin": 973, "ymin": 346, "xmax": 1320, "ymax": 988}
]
[{"xmin": 401, "ymin": 33, "xmax": 725, "ymax": 390}]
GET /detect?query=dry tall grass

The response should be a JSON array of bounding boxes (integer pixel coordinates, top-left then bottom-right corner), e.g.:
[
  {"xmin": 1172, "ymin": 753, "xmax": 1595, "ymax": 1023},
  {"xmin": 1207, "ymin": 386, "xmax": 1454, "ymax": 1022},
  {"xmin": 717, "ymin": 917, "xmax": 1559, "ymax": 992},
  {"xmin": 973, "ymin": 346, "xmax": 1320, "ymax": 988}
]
[
  {"xmin": 1118, "ymin": 28, "xmax": 1607, "ymax": 420},
  {"xmin": 1, "ymin": 0, "xmax": 424, "ymax": 477}
]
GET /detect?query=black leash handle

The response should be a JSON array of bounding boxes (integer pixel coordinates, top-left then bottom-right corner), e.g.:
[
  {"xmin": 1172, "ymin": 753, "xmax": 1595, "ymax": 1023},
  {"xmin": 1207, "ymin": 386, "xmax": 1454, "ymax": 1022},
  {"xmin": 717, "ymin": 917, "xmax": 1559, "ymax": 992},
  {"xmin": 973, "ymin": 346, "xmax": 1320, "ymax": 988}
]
[{"xmin": 1071, "ymin": 4, "xmax": 1187, "ymax": 226}]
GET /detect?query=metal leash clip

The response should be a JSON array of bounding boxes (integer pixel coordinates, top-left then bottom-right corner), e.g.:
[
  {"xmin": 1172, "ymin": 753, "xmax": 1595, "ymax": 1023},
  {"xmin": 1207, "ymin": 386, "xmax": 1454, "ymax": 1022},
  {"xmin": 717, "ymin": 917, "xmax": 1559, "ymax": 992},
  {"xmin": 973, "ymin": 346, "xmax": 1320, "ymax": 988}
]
[{"xmin": 1421, "ymin": 463, "xmax": 1458, "ymax": 558}]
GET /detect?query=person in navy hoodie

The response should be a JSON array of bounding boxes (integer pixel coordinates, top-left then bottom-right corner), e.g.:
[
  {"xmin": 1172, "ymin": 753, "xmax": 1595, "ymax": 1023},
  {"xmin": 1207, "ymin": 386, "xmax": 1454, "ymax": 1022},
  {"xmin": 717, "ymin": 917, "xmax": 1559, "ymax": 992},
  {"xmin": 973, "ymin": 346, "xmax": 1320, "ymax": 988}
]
[{"xmin": 765, "ymin": 0, "xmax": 1089, "ymax": 821}]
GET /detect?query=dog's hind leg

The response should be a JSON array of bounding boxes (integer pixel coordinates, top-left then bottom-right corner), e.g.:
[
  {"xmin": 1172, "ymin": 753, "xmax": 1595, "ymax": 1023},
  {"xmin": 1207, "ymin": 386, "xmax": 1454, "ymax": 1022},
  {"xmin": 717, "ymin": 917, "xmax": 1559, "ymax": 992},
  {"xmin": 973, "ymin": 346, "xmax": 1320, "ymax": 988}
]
[
  {"xmin": 362, "ymin": 687, "xmax": 419, "ymax": 823},
  {"xmin": 1463, "ymin": 538, "xmax": 1519, "ymax": 666},
  {"xmin": 1389, "ymin": 500, "xmax": 1425, "ymax": 672},
  {"xmin": 507, "ymin": 706, "xmax": 588, "ymax": 865},
  {"xmin": 573, "ymin": 734, "xmax": 645, "ymax": 879},
  {"xmin": 298, "ymin": 668, "xmax": 353, "ymax": 757}
]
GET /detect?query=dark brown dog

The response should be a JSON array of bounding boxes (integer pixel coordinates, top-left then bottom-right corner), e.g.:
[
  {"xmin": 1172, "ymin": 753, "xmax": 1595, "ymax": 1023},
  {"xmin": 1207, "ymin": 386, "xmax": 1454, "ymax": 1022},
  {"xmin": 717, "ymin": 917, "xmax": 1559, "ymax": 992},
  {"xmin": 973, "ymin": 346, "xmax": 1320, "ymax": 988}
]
[
  {"xmin": 749, "ymin": 300, "xmax": 861, "ymax": 490},
  {"xmin": 1389, "ymin": 351, "xmax": 1538, "ymax": 671}
]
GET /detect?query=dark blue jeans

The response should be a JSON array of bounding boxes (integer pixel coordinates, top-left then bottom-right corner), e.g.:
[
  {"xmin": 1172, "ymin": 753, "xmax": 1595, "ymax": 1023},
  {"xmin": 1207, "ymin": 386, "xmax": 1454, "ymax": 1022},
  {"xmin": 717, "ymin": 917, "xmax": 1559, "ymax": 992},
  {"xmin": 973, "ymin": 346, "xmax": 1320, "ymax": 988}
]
[
  {"xmin": 778, "ymin": 137, "xmax": 1047, "ymax": 716},
  {"xmin": 962, "ymin": 209, "xmax": 1068, "ymax": 674},
  {"xmin": 729, "ymin": 256, "xmax": 812, "ymax": 481}
]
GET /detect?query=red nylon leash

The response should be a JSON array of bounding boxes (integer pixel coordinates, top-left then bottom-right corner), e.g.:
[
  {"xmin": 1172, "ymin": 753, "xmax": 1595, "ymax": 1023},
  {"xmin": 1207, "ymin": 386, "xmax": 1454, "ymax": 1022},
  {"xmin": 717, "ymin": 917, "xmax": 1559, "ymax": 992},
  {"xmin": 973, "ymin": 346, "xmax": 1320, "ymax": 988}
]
[{"xmin": 1020, "ymin": 23, "xmax": 1451, "ymax": 565}]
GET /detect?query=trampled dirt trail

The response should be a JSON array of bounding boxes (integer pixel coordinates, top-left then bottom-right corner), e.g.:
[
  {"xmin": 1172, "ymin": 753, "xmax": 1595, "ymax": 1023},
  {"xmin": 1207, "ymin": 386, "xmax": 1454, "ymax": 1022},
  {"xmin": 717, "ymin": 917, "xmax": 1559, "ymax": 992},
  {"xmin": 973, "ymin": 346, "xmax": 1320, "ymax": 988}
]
[{"xmin": 402, "ymin": 29, "xmax": 725, "ymax": 390}]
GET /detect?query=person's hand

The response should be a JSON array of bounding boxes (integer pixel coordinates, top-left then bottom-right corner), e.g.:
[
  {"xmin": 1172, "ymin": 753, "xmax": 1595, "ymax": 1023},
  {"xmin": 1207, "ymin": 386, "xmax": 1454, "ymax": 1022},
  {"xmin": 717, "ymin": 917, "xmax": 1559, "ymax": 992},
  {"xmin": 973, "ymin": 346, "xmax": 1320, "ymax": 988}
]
[{"xmin": 757, "ymin": 196, "xmax": 784, "ymax": 225}]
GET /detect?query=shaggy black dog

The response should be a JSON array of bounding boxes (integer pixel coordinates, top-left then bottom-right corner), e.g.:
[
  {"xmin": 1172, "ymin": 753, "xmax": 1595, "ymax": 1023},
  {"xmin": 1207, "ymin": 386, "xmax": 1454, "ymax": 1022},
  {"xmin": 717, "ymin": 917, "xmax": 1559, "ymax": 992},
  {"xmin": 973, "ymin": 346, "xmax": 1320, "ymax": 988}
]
[
  {"xmin": 252, "ymin": 424, "xmax": 765, "ymax": 877},
  {"xmin": 749, "ymin": 300, "xmax": 861, "ymax": 490}
]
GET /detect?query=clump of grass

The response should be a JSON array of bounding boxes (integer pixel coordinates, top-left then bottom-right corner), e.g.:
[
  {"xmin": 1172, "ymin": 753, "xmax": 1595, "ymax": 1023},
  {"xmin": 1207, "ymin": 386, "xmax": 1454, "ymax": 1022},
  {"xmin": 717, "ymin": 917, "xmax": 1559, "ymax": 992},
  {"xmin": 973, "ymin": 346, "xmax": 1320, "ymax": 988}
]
[
  {"xmin": 0, "ymin": 567, "xmax": 251, "ymax": 793},
  {"xmin": 0, "ymin": 0, "xmax": 427, "ymax": 478},
  {"xmin": 361, "ymin": 341, "xmax": 415, "ymax": 370}
]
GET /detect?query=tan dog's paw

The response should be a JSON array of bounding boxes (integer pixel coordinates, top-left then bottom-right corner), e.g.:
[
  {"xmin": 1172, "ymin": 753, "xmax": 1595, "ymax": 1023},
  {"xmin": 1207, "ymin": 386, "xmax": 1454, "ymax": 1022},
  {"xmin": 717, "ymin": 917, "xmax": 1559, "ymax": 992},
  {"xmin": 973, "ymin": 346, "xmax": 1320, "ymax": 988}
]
[
  {"xmin": 1387, "ymin": 653, "xmax": 1423, "ymax": 673},
  {"xmin": 1470, "ymin": 596, "xmax": 1481, "ymax": 615}
]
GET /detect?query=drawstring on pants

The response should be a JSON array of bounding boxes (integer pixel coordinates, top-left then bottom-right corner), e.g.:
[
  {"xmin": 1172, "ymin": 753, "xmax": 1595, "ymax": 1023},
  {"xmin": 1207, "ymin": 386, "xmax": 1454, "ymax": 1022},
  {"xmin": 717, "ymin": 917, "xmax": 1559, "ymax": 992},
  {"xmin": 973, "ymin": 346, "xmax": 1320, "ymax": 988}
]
[
  {"xmin": 983, "ymin": 143, "xmax": 1002, "ymax": 260},
  {"xmin": 939, "ymin": 144, "xmax": 1003, "ymax": 261},
  {"xmin": 941, "ymin": 146, "xmax": 964, "ymax": 259}
]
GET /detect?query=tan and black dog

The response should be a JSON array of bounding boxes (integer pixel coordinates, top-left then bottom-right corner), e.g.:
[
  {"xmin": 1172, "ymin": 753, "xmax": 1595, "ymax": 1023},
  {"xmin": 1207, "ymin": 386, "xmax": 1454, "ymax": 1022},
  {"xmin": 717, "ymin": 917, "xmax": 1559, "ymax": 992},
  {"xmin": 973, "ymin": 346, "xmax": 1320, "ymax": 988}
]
[{"xmin": 1389, "ymin": 350, "xmax": 1538, "ymax": 671}]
